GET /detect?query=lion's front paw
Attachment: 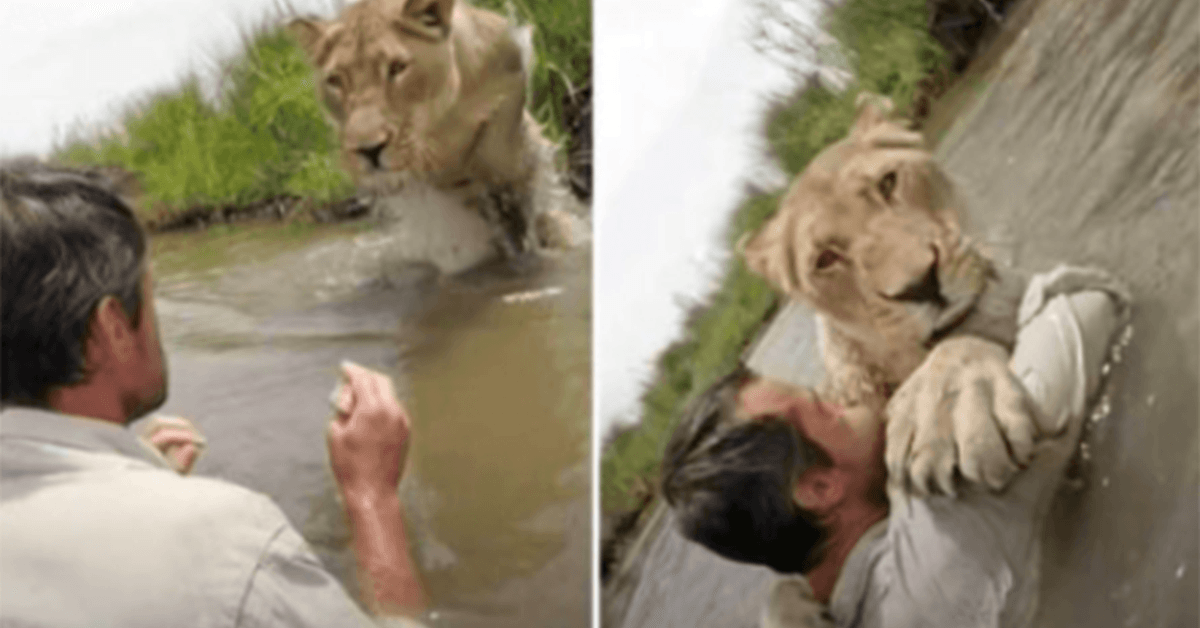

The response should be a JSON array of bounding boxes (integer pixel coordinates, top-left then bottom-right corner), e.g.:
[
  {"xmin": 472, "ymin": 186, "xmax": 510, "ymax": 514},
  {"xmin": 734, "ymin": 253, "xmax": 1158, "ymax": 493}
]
[{"xmin": 885, "ymin": 336, "xmax": 1038, "ymax": 496}]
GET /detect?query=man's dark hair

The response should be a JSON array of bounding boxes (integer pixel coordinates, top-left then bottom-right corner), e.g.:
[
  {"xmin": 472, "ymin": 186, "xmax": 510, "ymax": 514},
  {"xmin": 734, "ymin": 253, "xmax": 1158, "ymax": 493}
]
[
  {"xmin": 661, "ymin": 365, "xmax": 829, "ymax": 574},
  {"xmin": 1, "ymin": 163, "xmax": 147, "ymax": 406}
]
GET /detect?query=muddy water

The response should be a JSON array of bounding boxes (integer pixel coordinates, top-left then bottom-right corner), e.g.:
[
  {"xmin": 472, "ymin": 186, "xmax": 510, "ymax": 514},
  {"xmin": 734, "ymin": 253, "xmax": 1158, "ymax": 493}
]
[{"xmin": 143, "ymin": 220, "xmax": 590, "ymax": 627}]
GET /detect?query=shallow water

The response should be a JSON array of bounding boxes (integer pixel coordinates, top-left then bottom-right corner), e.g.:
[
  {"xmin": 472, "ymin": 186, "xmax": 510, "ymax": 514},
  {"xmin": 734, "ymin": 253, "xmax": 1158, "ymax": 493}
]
[{"xmin": 146, "ymin": 218, "xmax": 590, "ymax": 627}]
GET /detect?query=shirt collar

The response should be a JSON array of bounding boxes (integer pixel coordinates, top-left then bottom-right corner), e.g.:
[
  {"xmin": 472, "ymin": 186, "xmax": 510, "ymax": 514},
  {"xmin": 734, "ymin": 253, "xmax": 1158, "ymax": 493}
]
[
  {"xmin": 0, "ymin": 405, "xmax": 167, "ymax": 468},
  {"xmin": 827, "ymin": 518, "xmax": 889, "ymax": 625}
]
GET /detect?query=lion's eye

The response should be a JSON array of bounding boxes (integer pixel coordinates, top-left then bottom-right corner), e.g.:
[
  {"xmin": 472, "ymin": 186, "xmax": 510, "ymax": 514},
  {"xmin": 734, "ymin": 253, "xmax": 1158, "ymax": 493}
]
[
  {"xmin": 815, "ymin": 250, "xmax": 842, "ymax": 271},
  {"xmin": 419, "ymin": 5, "xmax": 442, "ymax": 27},
  {"xmin": 878, "ymin": 171, "xmax": 897, "ymax": 201},
  {"xmin": 325, "ymin": 74, "xmax": 344, "ymax": 90},
  {"xmin": 388, "ymin": 60, "xmax": 407, "ymax": 79}
]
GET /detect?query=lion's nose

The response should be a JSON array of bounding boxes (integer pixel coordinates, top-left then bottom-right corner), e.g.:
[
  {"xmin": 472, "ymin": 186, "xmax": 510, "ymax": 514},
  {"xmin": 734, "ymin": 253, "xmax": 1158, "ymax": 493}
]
[
  {"xmin": 355, "ymin": 139, "xmax": 389, "ymax": 170},
  {"xmin": 890, "ymin": 249, "xmax": 946, "ymax": 306}
]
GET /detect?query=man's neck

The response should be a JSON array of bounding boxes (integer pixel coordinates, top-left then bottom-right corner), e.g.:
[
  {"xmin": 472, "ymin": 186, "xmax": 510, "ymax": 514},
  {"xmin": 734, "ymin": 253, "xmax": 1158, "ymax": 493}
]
[
  {"xmin": 47, "ymin": 382, "xmax": 127, "ymax": 425},
  {"xmin": 806, "ymin": 503, "xmax": 887, "ymax": 604}
]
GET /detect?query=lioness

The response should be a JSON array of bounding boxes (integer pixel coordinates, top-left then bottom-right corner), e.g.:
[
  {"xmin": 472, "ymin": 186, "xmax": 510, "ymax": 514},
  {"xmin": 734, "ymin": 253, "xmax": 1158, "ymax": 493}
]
[
  {"xmin": 290, "ymin": 0, "xmax": 570, "ymax": 253},
  {"xmin": 740, "ymin": 95, "xmax": 1041, "ymax": 496}
]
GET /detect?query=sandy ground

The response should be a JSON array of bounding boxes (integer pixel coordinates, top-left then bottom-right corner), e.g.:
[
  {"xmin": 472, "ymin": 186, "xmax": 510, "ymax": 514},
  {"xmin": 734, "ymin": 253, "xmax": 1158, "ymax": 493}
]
[{"xmin": 603, "ymin": 0, "xmax": 1198, "ymax": 626}]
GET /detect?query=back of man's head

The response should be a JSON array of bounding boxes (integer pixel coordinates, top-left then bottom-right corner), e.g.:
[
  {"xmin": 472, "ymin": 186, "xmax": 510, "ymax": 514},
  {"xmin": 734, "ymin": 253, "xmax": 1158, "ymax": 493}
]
[
  {"xmin": 660, "ymin": 366, "xmax": 828, "ymax": 574},
  {"xmin": 1, "ymin": 163, "xmax": 147, "ymax": 407}
]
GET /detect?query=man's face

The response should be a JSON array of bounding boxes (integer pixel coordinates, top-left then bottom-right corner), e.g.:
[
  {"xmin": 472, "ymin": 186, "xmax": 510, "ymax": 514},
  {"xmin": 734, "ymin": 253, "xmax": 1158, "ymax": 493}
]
[
  {"xmin": 122, "ymin": 269, "xmax": 168, "ymax": 421},
  {"xmin": 736, "ymin": 377, "xmax": 884, "ymax": 478}
]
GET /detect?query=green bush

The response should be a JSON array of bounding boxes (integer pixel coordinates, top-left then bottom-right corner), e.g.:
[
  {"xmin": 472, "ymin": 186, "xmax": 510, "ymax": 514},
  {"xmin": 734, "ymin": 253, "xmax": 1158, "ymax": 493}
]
[{"xmin": 56, "ymin": 27, "xmax": 351, "ymax": 218}]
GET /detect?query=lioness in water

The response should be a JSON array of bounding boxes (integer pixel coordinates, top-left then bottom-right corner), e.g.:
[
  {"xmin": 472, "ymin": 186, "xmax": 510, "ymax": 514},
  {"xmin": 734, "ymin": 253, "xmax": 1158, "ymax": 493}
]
[
  {"xmin": 290, "ymin": 0, "xmax": 576, "ymax": 254},
  {"xmin": 741, "ymin": 94, "xmax": 1055, "ymax": 496}
]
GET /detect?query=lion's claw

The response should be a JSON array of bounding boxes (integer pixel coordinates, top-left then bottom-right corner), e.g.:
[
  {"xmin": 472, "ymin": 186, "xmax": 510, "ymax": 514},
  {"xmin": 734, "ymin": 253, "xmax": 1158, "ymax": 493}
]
[{"xmin": 886, "ymin": 336, "xmax": 1039, "ymax": 496}]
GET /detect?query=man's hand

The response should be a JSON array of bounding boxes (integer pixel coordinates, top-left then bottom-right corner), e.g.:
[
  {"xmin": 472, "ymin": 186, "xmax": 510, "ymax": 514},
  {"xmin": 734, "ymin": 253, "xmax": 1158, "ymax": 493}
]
[
  {"xmin": 139, "ymin": 415, "xmax": 206, "ymax": 475},
  {"xmin": 327, "ymin": 361, "xmax": 412, "ymax": 508},
  {"xmin": 885, "ymin": 336, "xmax": 1040, "ymax": 496},
  {"xmin": 326, "ymin": 360, "xmax": 425, "ymax": 616}
]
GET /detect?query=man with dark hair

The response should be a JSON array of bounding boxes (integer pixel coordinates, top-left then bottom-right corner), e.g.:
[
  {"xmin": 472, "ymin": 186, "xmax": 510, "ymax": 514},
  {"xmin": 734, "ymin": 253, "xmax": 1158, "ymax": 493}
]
[
  {"xmin": 661, "ymin": 273, "xmax": 1128, "ymax": 627},
  {"xmin": 0, "ymin": 164, "xmax": 426, "ymax": 627},
  {"xmin": 662, "ymin": 365, "xmax": 848, "ymax": 574}
]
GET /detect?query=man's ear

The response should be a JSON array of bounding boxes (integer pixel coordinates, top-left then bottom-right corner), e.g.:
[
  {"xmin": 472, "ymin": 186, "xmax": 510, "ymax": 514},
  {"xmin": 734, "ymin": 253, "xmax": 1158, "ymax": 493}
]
[
  {"xmin": 89, "ymin": 296, "xmax": 138, "ymax": 367},
  {"xmin": 403, "ymin": 0, "xmax": 455, "ymax": 39},
  {"xmin": 793, "ymin": 467, "xmax": 846, "ymax": 514}
]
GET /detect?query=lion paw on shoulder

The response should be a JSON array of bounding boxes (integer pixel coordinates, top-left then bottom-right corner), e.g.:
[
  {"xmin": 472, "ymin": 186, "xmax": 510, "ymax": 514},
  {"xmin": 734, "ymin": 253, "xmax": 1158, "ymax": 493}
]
[{"xmin": 885, "ymin": 336, "xmax": 1039, "ymax": 496}]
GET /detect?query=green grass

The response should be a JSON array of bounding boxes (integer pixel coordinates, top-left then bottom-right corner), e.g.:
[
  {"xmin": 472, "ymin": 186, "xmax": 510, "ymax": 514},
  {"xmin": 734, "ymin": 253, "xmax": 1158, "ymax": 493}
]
[
  {"xmin": 54, "ymin": 0, "xmax": 590, "ymax": 221},
  {"xmin": 57, "ymin": 27, "xmax": 353, "ymax": 221},
  {"xmin": 600, "ymin": 0, "xmax": 947, "ymax": 514}
]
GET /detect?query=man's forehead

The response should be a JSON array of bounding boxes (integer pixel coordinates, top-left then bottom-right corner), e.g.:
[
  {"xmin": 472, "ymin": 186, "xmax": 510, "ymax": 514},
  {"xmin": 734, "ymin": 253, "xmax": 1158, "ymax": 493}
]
[{"xmin": 735, "ymin": 376, "xmax": 812, "ymax": 420}]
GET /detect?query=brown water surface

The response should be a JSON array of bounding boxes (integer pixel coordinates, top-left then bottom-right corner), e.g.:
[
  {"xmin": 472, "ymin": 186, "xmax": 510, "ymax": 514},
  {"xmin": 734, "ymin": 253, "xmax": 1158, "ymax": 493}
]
[{"xmin": 147, "ymin": 220, "xmax": 590, "ymax": 627}]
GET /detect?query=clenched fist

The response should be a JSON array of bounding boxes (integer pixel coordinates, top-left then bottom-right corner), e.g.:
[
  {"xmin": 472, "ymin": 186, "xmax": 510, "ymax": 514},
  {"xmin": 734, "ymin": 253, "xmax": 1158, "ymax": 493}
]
[
  {"xmin": 885, "ymin": 336, "xmax": 1039, "ymax": 496},
  {"xmin": 327, "ymin": 361, "xmax": 413, "ymax": 507}
]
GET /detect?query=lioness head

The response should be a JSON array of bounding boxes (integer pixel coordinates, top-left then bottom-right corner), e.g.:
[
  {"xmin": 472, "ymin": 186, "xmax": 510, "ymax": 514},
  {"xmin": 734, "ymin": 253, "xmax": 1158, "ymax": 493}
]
[
  {"xmin": 741, "ymin": 95, "xmax": 991, "ymax": 371},
  {"xmin": 290, "ymin": 0, "xmax": 464, "ymax": 185}
]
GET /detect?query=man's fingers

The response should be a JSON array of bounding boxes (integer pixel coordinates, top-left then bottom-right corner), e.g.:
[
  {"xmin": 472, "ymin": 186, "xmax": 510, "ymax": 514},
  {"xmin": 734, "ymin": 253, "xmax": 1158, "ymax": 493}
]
[
  {"xmin": 167, "ymin": 443, "xmax": 199, "ymax": 474},
  {"xmin": 148, "ymin": 427, "xmax": 203, "ymax": 449}
]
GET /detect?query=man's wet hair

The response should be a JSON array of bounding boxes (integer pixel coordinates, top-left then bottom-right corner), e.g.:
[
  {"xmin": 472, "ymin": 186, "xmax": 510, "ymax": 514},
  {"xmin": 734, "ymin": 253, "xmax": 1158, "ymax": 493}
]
[
  {"xmin": 661, "ymin": 364, "xmax": 830, "ymax": 574},
  {"xmin": 1, "ymin": 163, "xmax": 147, "ymax": 407}
]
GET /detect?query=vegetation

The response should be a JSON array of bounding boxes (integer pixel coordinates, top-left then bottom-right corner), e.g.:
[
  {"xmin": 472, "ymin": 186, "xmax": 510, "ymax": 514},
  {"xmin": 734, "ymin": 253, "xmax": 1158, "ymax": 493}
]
[
  {"xmin": 57, "ymin": 28, "xmax": 352, "ymax": 221},
  {"xmin": 54, "ymin": 0, "xmax": 591, "ymax": 222},
  {"xmin": 601, "ymin": 0, "xmax": 947, "ymax": 513}
]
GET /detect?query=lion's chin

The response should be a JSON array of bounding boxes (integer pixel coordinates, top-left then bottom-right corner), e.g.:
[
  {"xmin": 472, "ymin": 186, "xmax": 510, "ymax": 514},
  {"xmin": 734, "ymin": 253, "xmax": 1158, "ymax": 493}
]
[{"xmin": 355, "ymin": 170, "xmax": 412, "ymax": 195}]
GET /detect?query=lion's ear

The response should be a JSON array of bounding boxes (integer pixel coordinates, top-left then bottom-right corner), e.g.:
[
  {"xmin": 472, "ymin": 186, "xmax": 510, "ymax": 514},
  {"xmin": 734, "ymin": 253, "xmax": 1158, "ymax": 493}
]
[
  {"xmin": 851, "ymin": 92, "xmax": 895, "ymax": 137},
  {"xmin": 288, "ymin": 17, "xmax": 329, "ymax": 59},
  {"xmin": 404, "ymin": 0, "xmax": 455, "ymax": 38},
  {"xmin": 739, "ymin": 213, "xmax": 801, "ymax": 296}
]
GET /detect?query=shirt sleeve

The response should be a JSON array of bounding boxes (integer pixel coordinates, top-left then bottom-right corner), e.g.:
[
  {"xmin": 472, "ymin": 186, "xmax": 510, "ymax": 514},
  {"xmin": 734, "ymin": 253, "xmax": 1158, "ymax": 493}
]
[
  {"xmin": 237, "ymin": 523, "xmax": 428, "ymax": 628},
  {"xmin": 1009, "ymin": 290, "xmax": 1122, "ymax": 436}
]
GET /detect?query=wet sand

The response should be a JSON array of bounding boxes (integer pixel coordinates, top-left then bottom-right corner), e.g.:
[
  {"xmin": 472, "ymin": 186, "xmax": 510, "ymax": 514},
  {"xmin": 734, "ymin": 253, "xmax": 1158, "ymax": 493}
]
[{"xmin": 146, "ymin": 220, "xmax": 591, "ymax": 626}]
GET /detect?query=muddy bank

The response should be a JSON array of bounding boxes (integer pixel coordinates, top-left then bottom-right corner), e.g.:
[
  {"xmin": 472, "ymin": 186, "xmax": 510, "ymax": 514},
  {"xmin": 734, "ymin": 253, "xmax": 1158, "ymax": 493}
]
[{"xmin": 603, "ymin": 0, "xmax": 1198, "ymax": 626}]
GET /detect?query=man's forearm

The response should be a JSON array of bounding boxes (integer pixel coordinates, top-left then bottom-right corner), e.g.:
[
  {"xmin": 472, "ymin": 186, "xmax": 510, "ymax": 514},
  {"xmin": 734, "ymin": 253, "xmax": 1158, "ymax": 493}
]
[{"xmin": 345, "ymin": 492, "xmax": 426, "ymax": 616}]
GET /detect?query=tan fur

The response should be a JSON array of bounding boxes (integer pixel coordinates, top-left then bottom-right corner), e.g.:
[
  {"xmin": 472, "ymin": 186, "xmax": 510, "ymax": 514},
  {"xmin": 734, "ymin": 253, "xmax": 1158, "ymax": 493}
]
[
  {"xmin": 741, "ymin": 95, "xmax": 1038, "ymax": 494},
  {"xmin": 291, "ymin": 0, "xmax": 534, "ymax": 189},
  {"xmin": 290, "ymin": 0, "xmax": 573, "ymax": 252},
  {"xmin": 742, "ymin": 96, "xmax": 993, "ymax": 405}
]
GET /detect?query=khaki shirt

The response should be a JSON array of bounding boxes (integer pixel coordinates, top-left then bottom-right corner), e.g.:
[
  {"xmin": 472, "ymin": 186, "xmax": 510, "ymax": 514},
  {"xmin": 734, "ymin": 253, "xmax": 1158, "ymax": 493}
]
[
  {"xmin": 764, "ymin": 267, "xmax": 1128, "ymax": 628},
  {"xmin": 0, "ymin": 407, "xmax": 424, "ymax": 628}
]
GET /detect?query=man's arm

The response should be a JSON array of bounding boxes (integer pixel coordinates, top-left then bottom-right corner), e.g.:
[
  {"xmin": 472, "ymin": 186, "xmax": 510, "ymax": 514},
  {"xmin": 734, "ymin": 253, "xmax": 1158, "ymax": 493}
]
[{"xmin": 328, "ymin": 361, "xmax": 427, "ymax": 616}]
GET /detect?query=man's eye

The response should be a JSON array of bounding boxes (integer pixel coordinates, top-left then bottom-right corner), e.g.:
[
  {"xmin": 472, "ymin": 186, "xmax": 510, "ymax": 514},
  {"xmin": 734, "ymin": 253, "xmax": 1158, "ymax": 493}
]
[
  {"xmin": 815, "ymin": 250, "xmax": 842, "ymax": 271},
  {"xmin": 325, "ymin": 74, "xmax": 344, "ymax": 90},
  {"xmin": 419, "ymin": 5, "xmax": 442, "ymax": 27},
  {"xmin": 388, "ymin": 60, "xmax": 407, "ymax": 79}
]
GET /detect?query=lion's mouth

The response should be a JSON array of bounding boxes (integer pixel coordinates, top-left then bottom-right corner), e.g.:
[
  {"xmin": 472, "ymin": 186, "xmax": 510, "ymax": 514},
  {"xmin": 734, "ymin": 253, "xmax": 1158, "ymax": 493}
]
[{"xmin": 923, "ymin": 246, "xmax": 994, "ymax": 347}]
